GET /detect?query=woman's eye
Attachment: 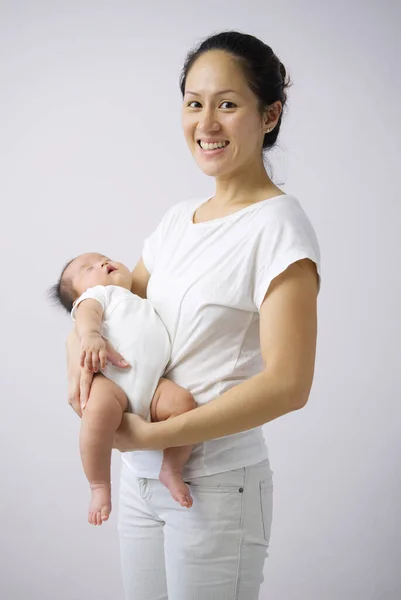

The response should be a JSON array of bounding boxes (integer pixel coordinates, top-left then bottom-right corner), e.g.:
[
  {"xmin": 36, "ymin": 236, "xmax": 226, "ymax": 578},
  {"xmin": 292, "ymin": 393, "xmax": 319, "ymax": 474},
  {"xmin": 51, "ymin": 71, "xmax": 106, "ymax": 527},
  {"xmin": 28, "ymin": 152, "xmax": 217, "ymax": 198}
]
[
  {"xmin": 220, "ymin": 101, "xmax": 236, "ymax": 109},
  {"xmin": 187, "ymin": 101, "xmax": 201, "ymax": 108}
]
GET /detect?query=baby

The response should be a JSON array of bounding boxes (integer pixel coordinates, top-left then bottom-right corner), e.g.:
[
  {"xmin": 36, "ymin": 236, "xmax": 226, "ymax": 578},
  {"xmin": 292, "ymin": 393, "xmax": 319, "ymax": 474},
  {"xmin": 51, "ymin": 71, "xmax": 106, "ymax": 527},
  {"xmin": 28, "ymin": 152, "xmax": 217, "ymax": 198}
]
[{"xmin": 51, "ymin": 252, "xmax": 196, "ymax": 525}]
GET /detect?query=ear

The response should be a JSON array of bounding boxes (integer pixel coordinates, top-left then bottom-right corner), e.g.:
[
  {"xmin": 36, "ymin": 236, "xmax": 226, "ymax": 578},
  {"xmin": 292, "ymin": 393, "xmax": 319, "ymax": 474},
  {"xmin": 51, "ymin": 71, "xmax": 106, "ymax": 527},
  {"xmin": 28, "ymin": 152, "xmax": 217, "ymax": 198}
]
[{"xmin": 262, "ymin": 101, "xmax": 283, "ymax": 133}]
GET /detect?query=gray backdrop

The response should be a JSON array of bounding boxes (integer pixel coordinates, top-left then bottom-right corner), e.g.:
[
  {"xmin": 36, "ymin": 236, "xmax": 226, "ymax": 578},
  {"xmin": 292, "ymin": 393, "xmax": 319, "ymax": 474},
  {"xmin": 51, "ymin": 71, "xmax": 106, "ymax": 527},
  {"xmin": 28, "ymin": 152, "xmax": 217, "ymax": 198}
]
[{"xmin": 1, "ymin": 1, "xmax": 400, "ymax": 599}]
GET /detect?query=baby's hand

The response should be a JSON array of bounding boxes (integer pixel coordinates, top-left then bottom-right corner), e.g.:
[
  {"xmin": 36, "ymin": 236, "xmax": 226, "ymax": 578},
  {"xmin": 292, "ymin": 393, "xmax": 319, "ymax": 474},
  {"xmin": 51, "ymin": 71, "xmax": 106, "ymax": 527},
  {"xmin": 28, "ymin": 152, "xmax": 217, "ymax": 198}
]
[{"xmin": 80, "ymin": 332, "xmax": 107, "ymax": 372}]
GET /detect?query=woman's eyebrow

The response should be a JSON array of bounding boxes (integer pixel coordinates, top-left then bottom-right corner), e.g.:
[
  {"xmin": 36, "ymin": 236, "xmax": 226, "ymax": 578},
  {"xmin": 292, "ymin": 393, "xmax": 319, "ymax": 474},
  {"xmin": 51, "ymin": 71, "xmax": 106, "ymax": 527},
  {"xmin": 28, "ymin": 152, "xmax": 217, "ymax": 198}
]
[{"xmin": 185, "ymin": 89, "xmax": 239, "ymax": 96}]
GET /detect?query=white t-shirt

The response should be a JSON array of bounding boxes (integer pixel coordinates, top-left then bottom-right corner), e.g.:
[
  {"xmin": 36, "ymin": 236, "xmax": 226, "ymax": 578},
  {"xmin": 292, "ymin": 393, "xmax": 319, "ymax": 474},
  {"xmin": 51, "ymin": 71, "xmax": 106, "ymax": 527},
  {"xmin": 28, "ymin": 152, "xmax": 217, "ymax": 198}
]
[
  {"xmin": 72, "ymin": 285, "xmax": 170, "ymax": 420},
  {"xmin": 124, "ymin": 194, "xmax": 321, "ymax": 479}
]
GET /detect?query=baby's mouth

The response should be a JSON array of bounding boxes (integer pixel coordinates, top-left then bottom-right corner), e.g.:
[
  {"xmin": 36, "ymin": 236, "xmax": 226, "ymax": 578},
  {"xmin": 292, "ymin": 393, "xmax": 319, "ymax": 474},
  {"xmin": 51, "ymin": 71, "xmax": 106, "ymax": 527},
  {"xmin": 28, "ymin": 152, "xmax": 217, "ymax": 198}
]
[{"xmin": 107, "ymin": 265, "xmax": 117, "ymax": 274}]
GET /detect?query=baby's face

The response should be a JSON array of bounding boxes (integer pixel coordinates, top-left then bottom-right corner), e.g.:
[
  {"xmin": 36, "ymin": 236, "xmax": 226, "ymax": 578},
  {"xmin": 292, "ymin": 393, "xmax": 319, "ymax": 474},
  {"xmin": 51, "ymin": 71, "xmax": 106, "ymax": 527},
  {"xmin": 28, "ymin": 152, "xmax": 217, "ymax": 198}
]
[{"xmin": 65, "ymin": 253, "xmax": 133, "ymax": 298}]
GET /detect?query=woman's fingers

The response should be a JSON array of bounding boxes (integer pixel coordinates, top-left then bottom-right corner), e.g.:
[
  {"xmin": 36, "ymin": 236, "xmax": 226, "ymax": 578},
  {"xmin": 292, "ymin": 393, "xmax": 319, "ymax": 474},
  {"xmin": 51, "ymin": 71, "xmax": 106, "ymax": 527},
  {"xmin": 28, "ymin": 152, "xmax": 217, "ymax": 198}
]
[
  {"xmin": 66, "ymin": 329, "xmax": 85, "ymax": 417},
  {"xmin": 68, "ymin": 378, "xmax": 82, "ymax": 418},
  {"xmin": 99, "ymin": 348, "xmax": 107, "ymax": 370},
  {"xmin": 85, "ymin": 353, "xmax": 93, "ymax": 372},
  {"xmin": 80, "ymin": 367, "xmax": 94, "ymax": 409},
  {"xmin": 67, "ymin": 366, "xmax": 93, "ymax": 415},
  {"xmin": 92, "ymin": 351, "xmax": 100, "ymax": 373},
  {"xmin": 106, "ymin": 342, "xmax": 130, "ymax": 369}
]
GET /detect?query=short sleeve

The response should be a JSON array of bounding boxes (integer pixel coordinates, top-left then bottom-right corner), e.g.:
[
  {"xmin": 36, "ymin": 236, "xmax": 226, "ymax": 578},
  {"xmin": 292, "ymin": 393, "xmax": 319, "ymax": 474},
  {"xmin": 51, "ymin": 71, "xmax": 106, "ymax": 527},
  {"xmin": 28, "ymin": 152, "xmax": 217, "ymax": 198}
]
[
  {"xmin": 71, "ymin": 285, "xmax": 109, "ymax": 321},
  {"xmin": 253, "ymin": 201, "xmax": 321, "ymax": 310}
]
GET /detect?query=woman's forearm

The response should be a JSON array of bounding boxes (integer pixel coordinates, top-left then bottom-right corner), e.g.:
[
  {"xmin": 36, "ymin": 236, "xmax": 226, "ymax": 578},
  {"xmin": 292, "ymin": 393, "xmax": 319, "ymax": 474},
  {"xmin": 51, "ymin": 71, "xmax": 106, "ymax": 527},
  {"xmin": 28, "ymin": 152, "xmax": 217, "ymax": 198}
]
[{"xmin": 148, "ymin": 370, "xmax": 310, "ymax": 450}]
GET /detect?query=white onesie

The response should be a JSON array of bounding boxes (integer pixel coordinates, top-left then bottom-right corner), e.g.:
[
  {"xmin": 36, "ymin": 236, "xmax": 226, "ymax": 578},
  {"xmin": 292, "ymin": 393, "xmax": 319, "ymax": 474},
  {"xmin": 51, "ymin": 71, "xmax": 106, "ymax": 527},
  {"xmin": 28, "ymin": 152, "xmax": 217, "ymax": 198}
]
[{"xmin": 71, "ymin": 285, "xmax": 170, "ymax": 420}]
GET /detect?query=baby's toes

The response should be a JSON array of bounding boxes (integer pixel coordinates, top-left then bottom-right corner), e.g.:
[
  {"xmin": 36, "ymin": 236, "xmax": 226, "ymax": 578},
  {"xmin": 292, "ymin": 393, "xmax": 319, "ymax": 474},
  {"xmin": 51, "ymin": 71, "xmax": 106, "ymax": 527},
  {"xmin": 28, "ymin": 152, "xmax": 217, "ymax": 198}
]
[
  {"xmin": 178, "ymin": 493, "xmax": 191, "ymax": 508},
  {"xmin": 101, "ymin": 507, "xmax": 110, "ymax": 522}
]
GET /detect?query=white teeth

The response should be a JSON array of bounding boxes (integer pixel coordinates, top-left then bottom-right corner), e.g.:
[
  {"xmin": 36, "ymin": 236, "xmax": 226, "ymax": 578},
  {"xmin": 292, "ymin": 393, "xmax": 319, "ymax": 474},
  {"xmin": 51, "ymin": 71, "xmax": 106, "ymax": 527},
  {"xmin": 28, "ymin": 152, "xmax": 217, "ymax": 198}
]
[{"xmin": 199, "ymin": 140, "xmax": 228, "ymax": 150}]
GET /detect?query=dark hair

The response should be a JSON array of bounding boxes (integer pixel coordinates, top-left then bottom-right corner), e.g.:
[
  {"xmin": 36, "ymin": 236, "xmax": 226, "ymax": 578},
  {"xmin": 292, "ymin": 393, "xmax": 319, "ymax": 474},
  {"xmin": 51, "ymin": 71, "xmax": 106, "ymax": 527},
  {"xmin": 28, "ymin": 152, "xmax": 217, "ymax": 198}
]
[
  {"xmin": 179, "ymin": 31, "xmax": 291, "ymax": 151},
  {"xmin": 48, "ymin": 258, "xmax": 76, "ymax": 313}
]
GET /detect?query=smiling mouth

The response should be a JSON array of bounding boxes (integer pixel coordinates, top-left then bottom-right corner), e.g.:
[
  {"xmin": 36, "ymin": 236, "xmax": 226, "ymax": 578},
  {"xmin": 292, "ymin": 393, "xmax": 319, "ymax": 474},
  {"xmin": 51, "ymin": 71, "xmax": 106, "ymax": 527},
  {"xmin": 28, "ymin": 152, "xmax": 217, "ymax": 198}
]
[
  {"xmin": 197, "ymin": 140, "xmax": 229, "ymax": 151},
  {"xmin": 107, "ymin": 266, "xmax": 117, "ymax": 274}
]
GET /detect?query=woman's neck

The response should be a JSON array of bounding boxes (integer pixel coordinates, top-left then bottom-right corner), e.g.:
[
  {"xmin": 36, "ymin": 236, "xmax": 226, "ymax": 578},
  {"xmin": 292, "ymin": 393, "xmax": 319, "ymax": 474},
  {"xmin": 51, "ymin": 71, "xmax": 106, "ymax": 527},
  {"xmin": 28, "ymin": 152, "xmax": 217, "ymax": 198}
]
[{"xmin": 213, "ymin": 160, "xmax": 283, "ymax": 208}]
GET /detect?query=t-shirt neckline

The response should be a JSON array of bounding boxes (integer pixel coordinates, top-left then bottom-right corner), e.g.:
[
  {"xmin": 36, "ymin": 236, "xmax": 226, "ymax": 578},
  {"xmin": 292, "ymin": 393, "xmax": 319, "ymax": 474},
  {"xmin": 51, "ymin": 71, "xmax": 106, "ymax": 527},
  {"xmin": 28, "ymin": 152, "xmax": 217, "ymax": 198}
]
[{"xmin": 190, "ymin": 193, "xmax": 290, "ymax": 226}]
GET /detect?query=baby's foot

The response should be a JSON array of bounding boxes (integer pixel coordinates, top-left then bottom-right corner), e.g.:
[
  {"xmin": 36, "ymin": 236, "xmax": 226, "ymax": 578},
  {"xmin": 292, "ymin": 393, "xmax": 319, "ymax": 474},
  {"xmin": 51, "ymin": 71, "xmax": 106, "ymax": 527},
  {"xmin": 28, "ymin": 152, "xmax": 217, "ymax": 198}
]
[
  {"xmin": 88, "ymin": 482, "xmax": 112, "ymax": 526},
  {"xmin": 159, "ymin": 469, "xmax": 193, "ymax": 508}
]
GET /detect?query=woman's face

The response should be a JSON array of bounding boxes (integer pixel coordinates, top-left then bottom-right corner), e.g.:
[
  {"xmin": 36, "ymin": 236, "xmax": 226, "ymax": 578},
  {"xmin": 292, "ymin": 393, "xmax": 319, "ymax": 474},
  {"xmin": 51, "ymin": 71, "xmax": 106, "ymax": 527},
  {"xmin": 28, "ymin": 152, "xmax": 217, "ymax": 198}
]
[{"xmin": 181, "ymin": 50, "xmax": 270, "ymax": 179}]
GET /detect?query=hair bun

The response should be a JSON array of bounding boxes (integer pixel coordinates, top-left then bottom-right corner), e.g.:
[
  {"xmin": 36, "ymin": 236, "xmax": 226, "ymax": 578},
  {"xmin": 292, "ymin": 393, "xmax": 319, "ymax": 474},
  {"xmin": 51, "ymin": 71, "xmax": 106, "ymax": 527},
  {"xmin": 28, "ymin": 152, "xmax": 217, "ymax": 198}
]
[{"xmin": 279, "ymin": 62, "xmax": 286, "ymax": 86}]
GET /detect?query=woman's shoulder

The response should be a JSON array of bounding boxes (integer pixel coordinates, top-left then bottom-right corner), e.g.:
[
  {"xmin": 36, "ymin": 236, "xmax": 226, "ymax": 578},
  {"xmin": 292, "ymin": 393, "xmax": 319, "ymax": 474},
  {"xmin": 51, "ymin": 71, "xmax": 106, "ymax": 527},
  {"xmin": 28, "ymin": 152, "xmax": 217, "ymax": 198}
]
[
  {"xmin": 256, "ymin": 194, "xmax": 317, "ymax": 231},
  {"xmin": 252, "ymin": 194, "xmax": 320, "ymax": 259},
  {"xmin": 257, "ymin": 193, "xmax": 303, "ymax": 216}
]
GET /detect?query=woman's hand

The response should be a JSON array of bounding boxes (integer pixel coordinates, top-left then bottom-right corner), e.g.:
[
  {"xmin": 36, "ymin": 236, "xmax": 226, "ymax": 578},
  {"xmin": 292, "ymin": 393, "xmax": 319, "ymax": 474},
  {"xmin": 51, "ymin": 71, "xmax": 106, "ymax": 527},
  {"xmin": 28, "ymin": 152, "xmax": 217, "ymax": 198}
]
[
  {"xmin": 66, "ymin": 330, "xmax": 130, "ymax": 417},
  {"xmin": 113, "ymin": 414, "xmax": 161, "ymax": 452}
]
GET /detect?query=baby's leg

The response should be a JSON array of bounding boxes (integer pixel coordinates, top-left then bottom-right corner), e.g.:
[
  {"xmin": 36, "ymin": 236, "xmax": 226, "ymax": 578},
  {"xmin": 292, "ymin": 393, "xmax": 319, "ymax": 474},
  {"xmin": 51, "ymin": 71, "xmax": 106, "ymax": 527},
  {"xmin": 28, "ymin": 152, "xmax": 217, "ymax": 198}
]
[
  {"xmin": 80, "ymin": 374, "xmax": 127, "ymax": 526},
  {"xmin": 150, "ymin": 379, "xmax": 197, "ymax": 508}
]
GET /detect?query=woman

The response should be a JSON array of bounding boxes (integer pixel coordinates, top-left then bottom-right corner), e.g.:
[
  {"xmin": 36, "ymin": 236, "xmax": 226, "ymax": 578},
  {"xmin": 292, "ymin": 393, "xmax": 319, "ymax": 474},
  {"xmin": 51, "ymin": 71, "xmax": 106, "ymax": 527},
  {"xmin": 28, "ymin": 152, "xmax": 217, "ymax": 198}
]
[{"xmin": 67, "ymin": 31, "xmax": 321, "ymax": 600}]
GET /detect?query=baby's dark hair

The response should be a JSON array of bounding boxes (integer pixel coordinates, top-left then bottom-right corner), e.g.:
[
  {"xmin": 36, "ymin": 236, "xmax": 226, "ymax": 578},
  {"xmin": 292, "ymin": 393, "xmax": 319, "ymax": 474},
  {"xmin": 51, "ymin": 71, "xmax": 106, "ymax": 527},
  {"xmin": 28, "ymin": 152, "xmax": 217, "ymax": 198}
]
[
  {"xmin": 180, "ymin": 30, "xmax": 291, "ymax": 151},
  {"xmin": 48, "ymin": 258, "xmax": 77, "ymax": 313}
]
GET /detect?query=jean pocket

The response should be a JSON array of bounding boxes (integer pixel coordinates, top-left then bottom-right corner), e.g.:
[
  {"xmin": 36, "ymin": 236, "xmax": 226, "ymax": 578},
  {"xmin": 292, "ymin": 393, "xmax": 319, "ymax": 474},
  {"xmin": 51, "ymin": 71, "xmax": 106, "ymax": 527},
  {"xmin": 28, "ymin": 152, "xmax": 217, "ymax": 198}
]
[
  {"xmin": 187, "ymin": 482, "xmax": 244, "ymax": 494},
  {"xmin": 187, "ymin": 471, "xmax": 245, "ymax": 494},
  {"xmin": 259, "ymin": 479, "xmax": 273, "ymax": 543}
]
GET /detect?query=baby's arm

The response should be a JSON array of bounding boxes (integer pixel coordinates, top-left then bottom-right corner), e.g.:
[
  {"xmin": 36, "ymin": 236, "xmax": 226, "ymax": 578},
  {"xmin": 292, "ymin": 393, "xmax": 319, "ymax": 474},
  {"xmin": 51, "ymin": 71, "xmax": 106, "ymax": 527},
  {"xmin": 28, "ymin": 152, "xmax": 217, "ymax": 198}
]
[{"xmin": 74, "ymin": 299, "xmax": 107, "ymax": 373}]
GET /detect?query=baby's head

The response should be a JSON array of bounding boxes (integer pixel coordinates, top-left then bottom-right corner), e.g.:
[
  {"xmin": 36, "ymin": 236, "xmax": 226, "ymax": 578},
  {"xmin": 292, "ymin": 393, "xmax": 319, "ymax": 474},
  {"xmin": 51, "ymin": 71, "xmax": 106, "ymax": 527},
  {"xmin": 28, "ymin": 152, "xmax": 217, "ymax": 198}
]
[{"xmin": 50, "ymin": 253, "xmax": 132, "ymax": 313}]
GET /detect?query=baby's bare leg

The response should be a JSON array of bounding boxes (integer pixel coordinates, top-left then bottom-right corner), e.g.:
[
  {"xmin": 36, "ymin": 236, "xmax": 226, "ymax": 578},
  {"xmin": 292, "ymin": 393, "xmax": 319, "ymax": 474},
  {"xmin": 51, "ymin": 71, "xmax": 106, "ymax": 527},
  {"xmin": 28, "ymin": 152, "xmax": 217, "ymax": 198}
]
[
  {"xmin": 80, "ymin": 374, "xmax": 127, "ymax": 526},
  {"xmin": 150, "ymin": 379, "xmax": 197, "ymax": 508}
]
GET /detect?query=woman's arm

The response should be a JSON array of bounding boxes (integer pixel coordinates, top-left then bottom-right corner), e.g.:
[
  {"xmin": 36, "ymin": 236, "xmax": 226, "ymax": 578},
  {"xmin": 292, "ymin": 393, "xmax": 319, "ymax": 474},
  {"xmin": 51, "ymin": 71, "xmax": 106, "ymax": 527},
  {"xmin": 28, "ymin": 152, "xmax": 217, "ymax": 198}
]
[{"xmin": 116, "ymin": 258, "xmax": 319, "ymax": 451}]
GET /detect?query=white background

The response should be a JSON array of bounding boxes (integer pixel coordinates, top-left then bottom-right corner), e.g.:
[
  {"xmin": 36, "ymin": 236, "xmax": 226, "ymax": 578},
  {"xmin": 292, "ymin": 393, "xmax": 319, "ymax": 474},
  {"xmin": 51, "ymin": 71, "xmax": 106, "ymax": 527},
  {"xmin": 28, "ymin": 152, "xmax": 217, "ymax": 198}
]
[{"xmin": 1, "ymin": 1, "xmax": 400, "ymax": 599}]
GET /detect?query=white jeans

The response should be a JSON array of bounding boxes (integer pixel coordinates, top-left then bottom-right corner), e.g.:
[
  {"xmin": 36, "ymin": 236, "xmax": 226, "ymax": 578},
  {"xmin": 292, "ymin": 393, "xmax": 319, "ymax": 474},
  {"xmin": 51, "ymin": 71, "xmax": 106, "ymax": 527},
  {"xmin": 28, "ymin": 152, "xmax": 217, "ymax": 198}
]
[{"xmin": 118, "ymin": 458, "xmax": 274, "ymax": 600}]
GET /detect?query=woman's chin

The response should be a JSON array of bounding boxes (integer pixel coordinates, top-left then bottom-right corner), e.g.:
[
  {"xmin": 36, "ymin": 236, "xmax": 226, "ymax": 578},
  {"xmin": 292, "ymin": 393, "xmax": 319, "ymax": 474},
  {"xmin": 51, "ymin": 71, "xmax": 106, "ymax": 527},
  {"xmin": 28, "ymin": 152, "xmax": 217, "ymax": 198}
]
[{"xmin": 196, "ymin": 161, "xmax": 229, "ymax": 178}]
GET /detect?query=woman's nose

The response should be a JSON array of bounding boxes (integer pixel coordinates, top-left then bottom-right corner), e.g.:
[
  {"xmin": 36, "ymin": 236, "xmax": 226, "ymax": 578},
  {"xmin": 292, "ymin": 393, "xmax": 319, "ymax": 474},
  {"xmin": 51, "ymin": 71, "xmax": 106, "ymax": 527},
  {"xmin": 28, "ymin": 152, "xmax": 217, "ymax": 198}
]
[{"xmin": 198, "ymin": 110, "xmax": 220, "ymax": 133}]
